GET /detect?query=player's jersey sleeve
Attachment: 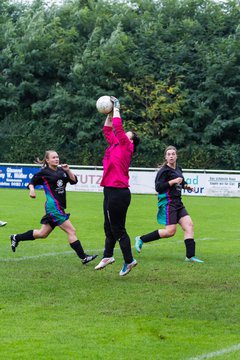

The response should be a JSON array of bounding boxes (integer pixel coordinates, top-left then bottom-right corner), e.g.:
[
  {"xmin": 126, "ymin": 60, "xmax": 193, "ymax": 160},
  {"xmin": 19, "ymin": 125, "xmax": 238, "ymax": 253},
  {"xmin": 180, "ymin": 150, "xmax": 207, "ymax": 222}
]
[
  {"xmin": 155, "ymin": 167, "xmax": 170, "ymax": 194},
  {"xmin": 113, "ymin": 117, "xmax": 131, "ymax": 146},
  {"xmin": 178, "ymin": 167, "xmax": 187, "ymax": 187},
  {"xmin": 28, "ymin": 169, "xmax": 45, "ymax": 187},
  {"xmin": 65, "ymin": 171, "xmax": 78, "ymax": 185},
  {"xmin": 103, "ymin": 126, "xmax": 117, "ymax": 145}
]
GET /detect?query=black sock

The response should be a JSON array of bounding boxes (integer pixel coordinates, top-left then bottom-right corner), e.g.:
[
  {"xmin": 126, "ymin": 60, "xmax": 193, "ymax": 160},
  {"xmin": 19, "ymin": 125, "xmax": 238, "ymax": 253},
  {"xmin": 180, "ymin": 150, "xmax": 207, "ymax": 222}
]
[
  {"xmin": 184, "ymin": 238, "xmax": 195, "ymax": 258},
  {"xmin": 70, "ymin": 240, "xmax": 86, "ymax": 259},
  {"xmin": 15, "ymin": 230, "xmax": 35, "ymax": 241},
  {"xmin": 141, "ymin": 230, "xmax": 160, "ymax": 243}
]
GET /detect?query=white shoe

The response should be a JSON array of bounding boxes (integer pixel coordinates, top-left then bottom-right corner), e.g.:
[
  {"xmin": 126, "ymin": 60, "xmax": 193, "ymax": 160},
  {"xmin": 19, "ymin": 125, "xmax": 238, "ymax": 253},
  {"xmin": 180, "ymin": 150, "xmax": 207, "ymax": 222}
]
[
  {"xmin": 0, "ymin": 221, "xmax": 7, "ymax": 227},
  {"xmin": 119, "ymin": 259, "xmax": 137, "ymax": 276},
  {"xmin": 95, "ymin": 257, "xmax": 115, "ymax": 270},
  {"xmin": 185, "ymin": 256, "xmax": 204, "ymax": 263}
]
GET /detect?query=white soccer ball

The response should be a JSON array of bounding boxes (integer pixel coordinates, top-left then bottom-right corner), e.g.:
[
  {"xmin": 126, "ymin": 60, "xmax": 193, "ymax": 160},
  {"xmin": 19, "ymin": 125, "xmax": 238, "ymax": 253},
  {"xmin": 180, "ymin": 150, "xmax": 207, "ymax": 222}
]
[{"xmin": 96, "ymin": 96, "xmax": 113, "ymax": 114}]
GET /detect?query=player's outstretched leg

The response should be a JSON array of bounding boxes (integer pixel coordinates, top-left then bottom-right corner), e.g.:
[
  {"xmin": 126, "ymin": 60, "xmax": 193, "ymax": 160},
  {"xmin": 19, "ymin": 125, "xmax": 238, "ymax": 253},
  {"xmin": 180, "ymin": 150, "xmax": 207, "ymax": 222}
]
[{"xmin": 10, "ymin": 230, "xmax": 35, "ymax": 253}]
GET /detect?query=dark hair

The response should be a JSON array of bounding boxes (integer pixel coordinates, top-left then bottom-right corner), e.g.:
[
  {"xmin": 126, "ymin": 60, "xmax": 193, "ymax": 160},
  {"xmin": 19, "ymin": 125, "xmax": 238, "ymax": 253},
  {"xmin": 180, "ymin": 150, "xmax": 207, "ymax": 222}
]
[{"xmin": 132, "ymin": 131, "xmax": 140, "ymax": 153}]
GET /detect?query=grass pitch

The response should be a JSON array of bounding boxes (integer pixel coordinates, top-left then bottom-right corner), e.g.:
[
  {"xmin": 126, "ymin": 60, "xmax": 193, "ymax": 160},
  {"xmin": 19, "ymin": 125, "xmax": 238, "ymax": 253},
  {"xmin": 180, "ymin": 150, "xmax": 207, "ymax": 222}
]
[{"xmin": 0, "ymin": 189, "xmax": 239, "ymax": 360}]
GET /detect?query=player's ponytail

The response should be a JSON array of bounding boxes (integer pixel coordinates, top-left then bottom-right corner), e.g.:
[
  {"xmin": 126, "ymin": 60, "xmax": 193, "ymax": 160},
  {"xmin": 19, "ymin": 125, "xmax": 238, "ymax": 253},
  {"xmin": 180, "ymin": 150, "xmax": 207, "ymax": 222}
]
[
  {"xmin": 34, "ymin": 150, "xmax": 56, "ymax": 167},
  {"xmin": 132, "ymin": 131, "xmax": 140, "ymax": 153}
]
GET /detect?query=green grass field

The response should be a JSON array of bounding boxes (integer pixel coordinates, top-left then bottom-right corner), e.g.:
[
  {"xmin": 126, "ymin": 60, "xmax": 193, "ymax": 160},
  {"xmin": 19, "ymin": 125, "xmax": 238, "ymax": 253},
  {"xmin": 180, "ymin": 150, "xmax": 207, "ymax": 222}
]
[{"xmin": 0, "ymin": 189, "xmax": 239, "ymax": 360}]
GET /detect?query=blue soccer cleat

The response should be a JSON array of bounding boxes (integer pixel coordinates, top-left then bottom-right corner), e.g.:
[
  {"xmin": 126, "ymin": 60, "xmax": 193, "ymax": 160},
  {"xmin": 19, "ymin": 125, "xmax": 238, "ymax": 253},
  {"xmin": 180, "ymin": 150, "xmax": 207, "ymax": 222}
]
[
  {"xmin": 119, "ymin": 259, "xmax": 137, "ymax": 276},
  {"xmin": 135, "ymin": 236, "xmax": 143, "ymax": 253},
  {"xmin": 185, "ymin": 256, "xmax": 204, "ymax": 263}
]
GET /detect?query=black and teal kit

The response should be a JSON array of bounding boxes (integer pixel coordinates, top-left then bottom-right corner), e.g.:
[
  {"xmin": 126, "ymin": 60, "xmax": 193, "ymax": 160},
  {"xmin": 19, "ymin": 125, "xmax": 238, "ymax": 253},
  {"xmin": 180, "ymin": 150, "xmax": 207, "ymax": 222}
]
[
  {"xmin": 155, "ymin": 165, "xmax": 188, "ymax": 225},
  {"xmin": 29, "ymin": 167, "xmax": 77, "ymax": 228}
]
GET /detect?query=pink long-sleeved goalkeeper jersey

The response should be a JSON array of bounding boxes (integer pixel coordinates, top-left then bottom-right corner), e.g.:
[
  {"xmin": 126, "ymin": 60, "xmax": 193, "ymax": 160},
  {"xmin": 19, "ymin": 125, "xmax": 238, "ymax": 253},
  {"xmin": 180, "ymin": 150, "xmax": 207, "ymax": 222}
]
[{"xmin": 100, "ymin": 117, "xmax": 134, "ymax": 188}]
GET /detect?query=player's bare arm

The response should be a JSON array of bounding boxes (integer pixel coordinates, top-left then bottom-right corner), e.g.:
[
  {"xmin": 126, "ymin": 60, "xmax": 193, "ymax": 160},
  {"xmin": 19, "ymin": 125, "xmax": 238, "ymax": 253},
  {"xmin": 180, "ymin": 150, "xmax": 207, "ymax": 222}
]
[
  {"xmin": 61, "ymin": 164, "xmax": 76, "ymax": 182},
  {"xmin": 29, "ymin": 184, "xmax": 36, "ymax": 198}
]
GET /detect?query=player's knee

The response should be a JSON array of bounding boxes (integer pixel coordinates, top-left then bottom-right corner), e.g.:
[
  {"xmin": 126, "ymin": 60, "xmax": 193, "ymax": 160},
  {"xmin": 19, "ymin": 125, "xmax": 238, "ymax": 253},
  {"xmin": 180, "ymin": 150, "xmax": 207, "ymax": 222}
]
[
  {"xmin": 40, "ymin": 231, "xmax": 49, "ymax": 239},
  {"xmin": 112, "ymin": 226, "xmax": 125, "ymax": 240},
  {"xmin": 166, "ymin": 228, "xmax": 176, "ymax": 237},
  {"xmin": 190, "ymin": 223, "xmax": 194, "ymax": 232},
  {"xmin": 185, "ymin": 222, "xmax": 194, "ymax": 233}
]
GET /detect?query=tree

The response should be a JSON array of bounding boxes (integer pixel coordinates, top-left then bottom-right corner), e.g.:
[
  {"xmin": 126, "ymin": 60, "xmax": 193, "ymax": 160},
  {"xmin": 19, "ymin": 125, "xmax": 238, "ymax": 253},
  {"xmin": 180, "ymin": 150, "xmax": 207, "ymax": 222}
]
[{"xmin": 1, "ymin": 0, "xmax": 240, "ymax": 169}]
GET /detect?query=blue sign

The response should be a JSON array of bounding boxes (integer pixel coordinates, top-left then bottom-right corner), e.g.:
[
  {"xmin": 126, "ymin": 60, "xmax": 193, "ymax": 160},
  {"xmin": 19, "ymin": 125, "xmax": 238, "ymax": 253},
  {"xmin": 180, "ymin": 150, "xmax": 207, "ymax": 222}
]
[{"xmin": 0, "ymin": 165, "xmax": 41, "ymax": 189}]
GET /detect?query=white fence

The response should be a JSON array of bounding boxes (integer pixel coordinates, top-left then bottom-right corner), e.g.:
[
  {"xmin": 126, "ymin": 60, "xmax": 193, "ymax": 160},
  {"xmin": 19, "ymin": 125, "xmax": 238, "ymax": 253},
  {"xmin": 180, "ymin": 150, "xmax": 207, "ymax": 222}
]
[
  {"xmin": 67, "ymin": 166, "xmax": 240, "ymax": 197},
  {"xmin": 0, "ymin": 163, "xmax": 240, "ymax": 197}
]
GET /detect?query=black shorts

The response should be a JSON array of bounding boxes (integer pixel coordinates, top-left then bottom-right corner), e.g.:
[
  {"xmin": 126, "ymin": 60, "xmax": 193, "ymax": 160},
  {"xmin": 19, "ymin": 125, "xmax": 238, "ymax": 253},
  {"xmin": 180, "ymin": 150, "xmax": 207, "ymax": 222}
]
[
  {"xmin": 157, "ymin": 201, "xmax": 188, "ymax": 226},
  {"xmin": 40, "ymin": 212, "xmax": 70, "ymax": 229}
]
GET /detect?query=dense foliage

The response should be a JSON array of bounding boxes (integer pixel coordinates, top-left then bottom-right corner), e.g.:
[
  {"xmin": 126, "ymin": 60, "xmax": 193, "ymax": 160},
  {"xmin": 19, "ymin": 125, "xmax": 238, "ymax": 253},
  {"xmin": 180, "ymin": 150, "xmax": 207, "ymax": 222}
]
[{"xmin": 0, "ymin": 0, "xmax": 240, "ymax": 168}]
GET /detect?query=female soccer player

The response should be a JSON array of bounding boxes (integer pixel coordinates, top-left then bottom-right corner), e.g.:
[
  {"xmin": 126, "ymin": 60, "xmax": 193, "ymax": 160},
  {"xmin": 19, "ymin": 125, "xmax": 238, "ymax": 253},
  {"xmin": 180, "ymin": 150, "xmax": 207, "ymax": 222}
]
[
  {"xmin": 10, "ymin": 150, "xmax": 97, "ymax": 265},
  {"xmin": 135, "ymin": 145, "xmax": 204, "ymax": 263},
  {"xmin": 95, "ymin": 96, "xmax": 140, "ymax": 276}
]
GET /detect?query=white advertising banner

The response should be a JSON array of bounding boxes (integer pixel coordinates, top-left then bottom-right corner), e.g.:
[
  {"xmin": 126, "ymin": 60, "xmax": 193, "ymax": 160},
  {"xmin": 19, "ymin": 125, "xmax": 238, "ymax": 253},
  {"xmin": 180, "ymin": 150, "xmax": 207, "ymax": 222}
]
[
  {"xmin": 66, "ymin": 169, "xmax": 157, "ymax": 194},
  {"xmin": 67, "ymin": 168, "xmax": 240, "ymax": 197},
  {"xmin": 1, "ymin": 164, "xmax": 239, "ymax": 196},
  {"xmin": 183, "ymin": 173, "xmax": 240, "ymax": 197}
]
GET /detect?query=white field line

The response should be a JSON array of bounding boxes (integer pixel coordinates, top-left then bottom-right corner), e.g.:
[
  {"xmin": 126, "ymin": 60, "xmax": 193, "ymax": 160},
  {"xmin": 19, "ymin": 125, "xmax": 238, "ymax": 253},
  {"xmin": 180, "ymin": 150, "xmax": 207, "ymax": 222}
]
[
  {"xmin": 186, "ymin": 343, "xmax": 240, "ymax": 360},
  {"xmin": 0, "ymin": 251, "xmax": 74, "ymax": 262},
  {"xmin": 2, "ymin": 236, "xmax": 238, "ymax": 360},
  {"xmin": 0, "ymin": 237, "xmax": 214, "ymax": 262}
]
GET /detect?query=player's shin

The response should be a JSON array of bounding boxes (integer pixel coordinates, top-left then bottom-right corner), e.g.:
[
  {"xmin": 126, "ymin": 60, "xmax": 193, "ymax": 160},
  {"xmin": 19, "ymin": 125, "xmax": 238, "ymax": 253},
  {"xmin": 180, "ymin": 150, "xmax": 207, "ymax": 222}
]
[
  {"xmin": 70, "ymin": 240, "xmax": 85, "ymax": 259},
  {"xmin": 15, "ymin": 230, "xmax": 35, "ymax": 241},
  {"xmin": 184, "ymin": 238, "xmax": 195, "ymax": 258}
]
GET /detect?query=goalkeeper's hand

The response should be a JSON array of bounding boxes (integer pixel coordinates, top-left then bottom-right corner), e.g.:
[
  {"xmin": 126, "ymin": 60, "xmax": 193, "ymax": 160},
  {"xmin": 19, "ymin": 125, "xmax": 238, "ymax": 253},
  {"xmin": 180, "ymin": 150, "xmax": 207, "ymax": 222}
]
[{"xmin": 110, "ymin": 96, "xmax": 120, "ymax": 110}]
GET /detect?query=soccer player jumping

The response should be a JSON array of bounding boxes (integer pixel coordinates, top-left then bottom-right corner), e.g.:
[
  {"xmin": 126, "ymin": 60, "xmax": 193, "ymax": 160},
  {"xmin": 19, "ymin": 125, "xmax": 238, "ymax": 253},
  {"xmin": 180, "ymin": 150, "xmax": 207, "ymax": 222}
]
[{"xmin": 95, "ymin": 96, "xmax": 140, "ymax": 276}]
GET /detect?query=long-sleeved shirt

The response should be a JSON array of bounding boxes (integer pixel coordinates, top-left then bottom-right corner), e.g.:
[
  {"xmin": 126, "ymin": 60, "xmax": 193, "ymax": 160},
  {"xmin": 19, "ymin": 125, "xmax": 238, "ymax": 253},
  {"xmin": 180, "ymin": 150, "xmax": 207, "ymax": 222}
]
[
  {"xmin": 100, "ymin": 117, "xmax": 134, "ymax": 188},
  {"xmin": 155, "ymin": 164, "xmax": 187, "ymax": 204}
]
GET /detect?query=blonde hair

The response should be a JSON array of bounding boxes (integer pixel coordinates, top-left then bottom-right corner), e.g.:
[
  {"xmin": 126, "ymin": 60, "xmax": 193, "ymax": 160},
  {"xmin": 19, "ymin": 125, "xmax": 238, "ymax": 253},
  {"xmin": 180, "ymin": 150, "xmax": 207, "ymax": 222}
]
[{"xmin": 34, "ymin": 150, "xmax": 57, "ymax": 167}]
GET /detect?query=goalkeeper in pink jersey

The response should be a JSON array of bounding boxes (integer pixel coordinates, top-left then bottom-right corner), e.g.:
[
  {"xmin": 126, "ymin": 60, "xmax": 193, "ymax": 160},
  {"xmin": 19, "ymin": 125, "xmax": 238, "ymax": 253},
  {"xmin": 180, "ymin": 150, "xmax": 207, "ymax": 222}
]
[{"xmin": 95, "ymin": 96, "xmax": 140, "ymax": 276}]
